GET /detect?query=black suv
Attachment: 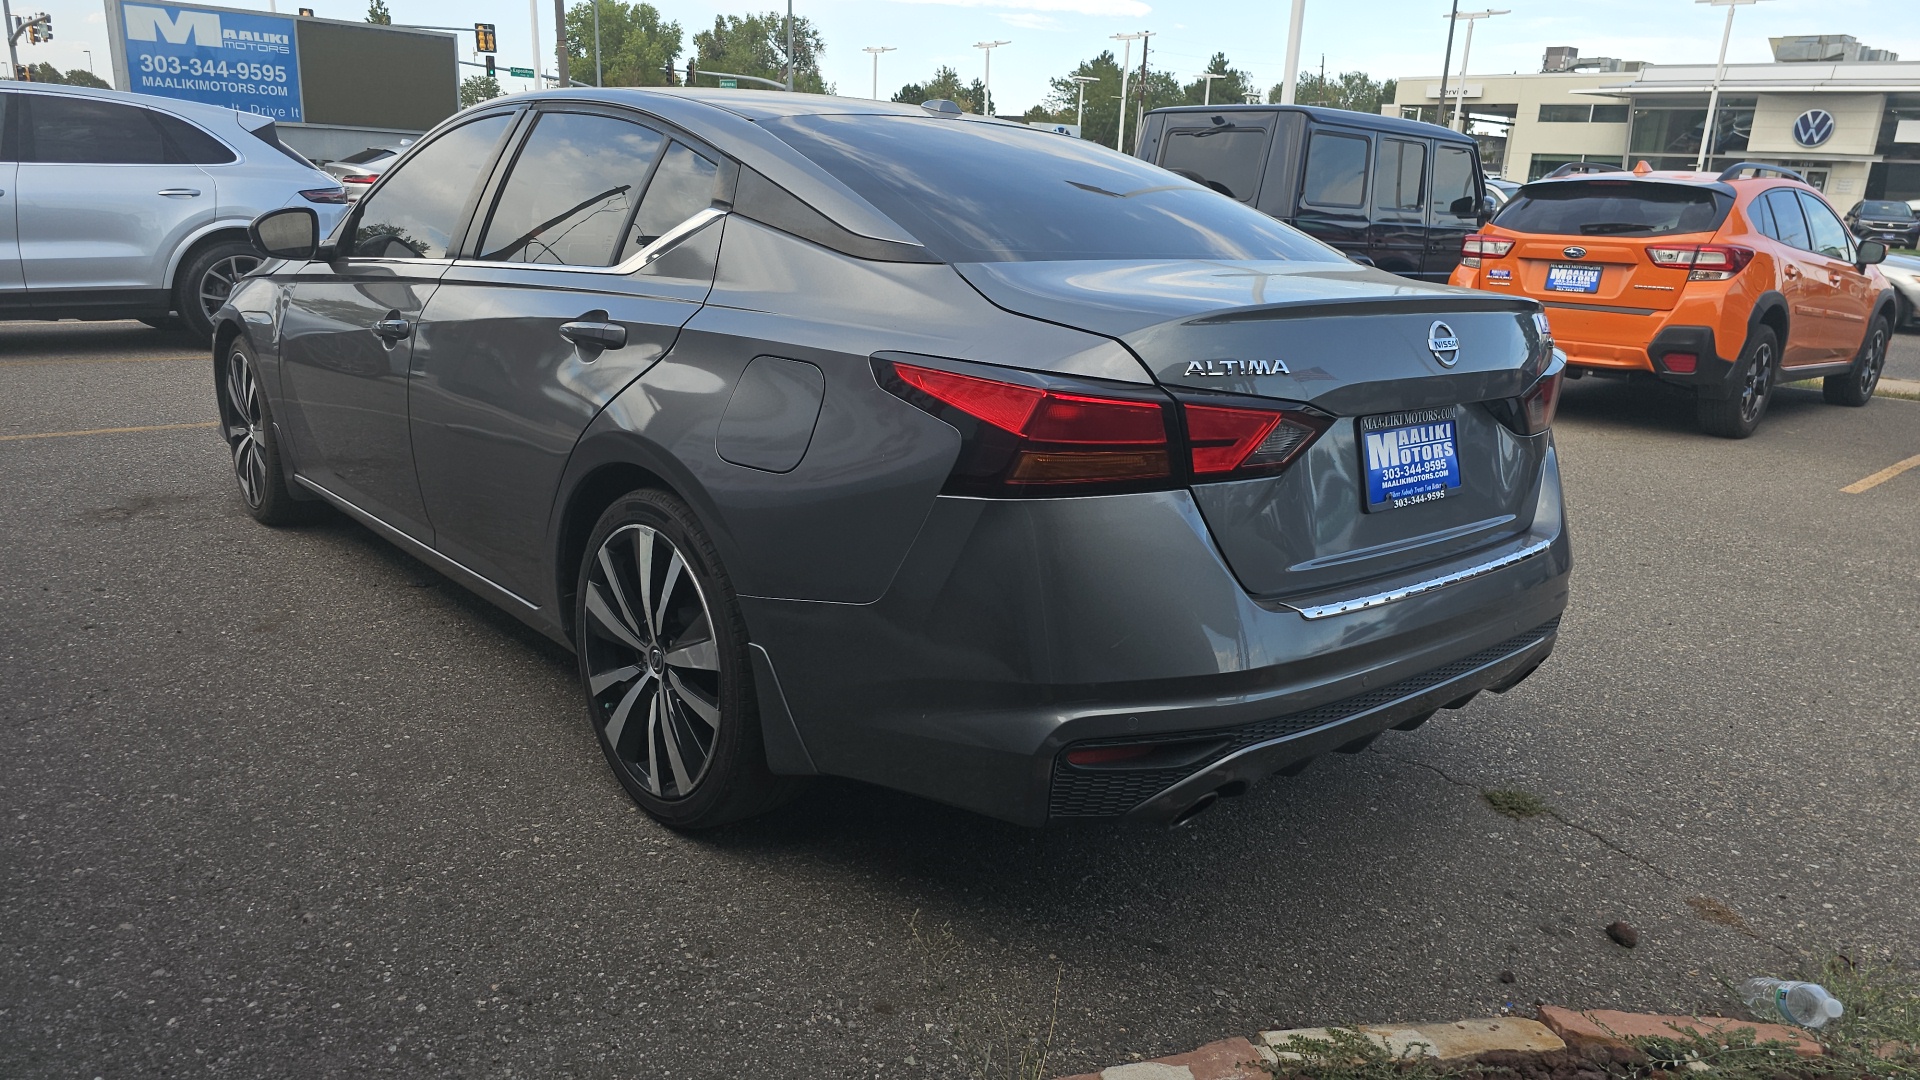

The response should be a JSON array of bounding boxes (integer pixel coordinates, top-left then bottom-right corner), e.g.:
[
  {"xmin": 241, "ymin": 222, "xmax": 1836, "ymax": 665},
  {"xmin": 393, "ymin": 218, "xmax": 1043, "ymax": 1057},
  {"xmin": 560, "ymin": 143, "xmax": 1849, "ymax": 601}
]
[
  {"xmin": 1844, "ymin": 200, "xmax": 1920, "ymax": 250},
  {"xmin": 1134, "ymin": 105, "xmax": 1492, "ymax": 281}
]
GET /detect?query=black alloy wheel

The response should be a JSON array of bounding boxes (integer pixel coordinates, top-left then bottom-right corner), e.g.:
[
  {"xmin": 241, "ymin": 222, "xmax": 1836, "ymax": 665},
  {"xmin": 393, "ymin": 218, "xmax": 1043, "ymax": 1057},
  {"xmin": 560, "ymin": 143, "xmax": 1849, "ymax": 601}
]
[
  {"xmin": 1697, "ymin": 327, "xmax": 1778, "ymax": 439},
  {"xmin": 1824, "ymin": 318, "xmax": 1888, "ymax": 407},
  {"xmin": 218, "ymin": 338, "xmax": 320, "ymax": 524}
]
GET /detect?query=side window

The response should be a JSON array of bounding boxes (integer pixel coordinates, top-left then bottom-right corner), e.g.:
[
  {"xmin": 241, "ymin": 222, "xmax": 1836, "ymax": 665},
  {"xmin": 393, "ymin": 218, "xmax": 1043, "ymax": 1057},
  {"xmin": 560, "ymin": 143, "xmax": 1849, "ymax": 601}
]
[
  {"xmin": 351, "ymin": 112, "xmax": 514, "ymax": 260},
  {"xmin": 1301, "ymin": 131, "xmax": 1368, "ymax": 208},
  {"xmin": 1376, "ymin": 138, "xmax": 1425, "ymax": 212},
  {"xmin": 622, "ymin": 142, "xmax": 720, "ymax": 257},
  {"xmin": 1431, "ymin": 144, "xmax": 1479, "ymax": 223},
  {"xmin": 23, "ymin": 95, "xmax": 168, "ymax": 164},
  {"xmin": 1797, "ymin": 192, "xmax": 1853, "ymax": 261},
  {"xmin": 149, "ymin": 111, "xmax": 237, "ymax": 165},
  {"xmin": 1745, "ymin": 191, "xmax": 1777, "ymax": 240},
  {"xmin": 1158, "ymin": 126, "xmax": 1270, "ymax": 202},
  {"xmin": 1764, "ymin": 189, "xmax": 1811, "ymax": 251},
  {"xmin": 477, "ymin": 111, "xmax": 665, "ymax": 266}
]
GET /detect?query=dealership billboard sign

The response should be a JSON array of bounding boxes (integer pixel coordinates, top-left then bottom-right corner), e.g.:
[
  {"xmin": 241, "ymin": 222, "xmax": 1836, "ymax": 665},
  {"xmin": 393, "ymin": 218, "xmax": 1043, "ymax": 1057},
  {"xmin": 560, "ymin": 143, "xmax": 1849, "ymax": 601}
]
[{"xmin": 114, "ymin": 1, "xmax": 304, "ymax": 121}]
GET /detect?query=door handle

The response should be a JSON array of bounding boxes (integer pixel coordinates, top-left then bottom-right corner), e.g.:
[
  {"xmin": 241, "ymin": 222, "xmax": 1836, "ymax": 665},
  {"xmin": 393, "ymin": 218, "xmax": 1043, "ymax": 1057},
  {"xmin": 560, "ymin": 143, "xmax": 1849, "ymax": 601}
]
[
  {"xmin": 559, "ymin": 320, "xmax": 626, "ymax": 351},
  {"xmin": 157, "ymin": 188, "xmax": 202, "ymax": 198},
  {"xmin": 371, "ymin": 317, "xmax": 412, "ymax": 341}
]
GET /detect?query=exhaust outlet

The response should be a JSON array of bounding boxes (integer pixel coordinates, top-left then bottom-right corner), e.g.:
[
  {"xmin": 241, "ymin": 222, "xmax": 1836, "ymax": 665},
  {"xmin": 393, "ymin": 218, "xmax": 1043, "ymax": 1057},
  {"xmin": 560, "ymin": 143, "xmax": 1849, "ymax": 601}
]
[{"xmin": 1169, "ymin": 791, "xmax": 1221, "ymax": 828}]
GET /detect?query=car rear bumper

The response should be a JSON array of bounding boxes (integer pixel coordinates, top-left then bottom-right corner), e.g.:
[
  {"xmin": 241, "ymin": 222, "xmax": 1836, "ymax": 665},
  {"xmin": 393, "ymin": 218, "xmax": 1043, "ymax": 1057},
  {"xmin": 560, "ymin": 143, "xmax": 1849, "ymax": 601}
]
[{"xmin": 741, "ymin": 447, "xmax": 1572, "ymax": 826}]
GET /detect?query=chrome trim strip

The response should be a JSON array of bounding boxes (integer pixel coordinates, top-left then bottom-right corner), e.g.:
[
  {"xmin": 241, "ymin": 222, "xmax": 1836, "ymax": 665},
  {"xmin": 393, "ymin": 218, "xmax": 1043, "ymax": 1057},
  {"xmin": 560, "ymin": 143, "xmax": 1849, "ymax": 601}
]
[
  {"xmin": 449, "ymin": 207, "xmax": 726, "ymax": 277},
  {"xmin": 292, "ymin": 474, "xmax": 541, "ymax": 611},
  {"xmin": 1290, "ymin": 537, "xmax": 1555, "ymax": 620}
]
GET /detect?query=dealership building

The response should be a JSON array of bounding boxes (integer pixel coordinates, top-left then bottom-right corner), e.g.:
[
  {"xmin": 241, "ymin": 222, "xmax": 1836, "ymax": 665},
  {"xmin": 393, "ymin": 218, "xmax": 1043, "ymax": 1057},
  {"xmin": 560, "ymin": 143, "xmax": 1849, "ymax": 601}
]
[{"xmin": 1391, "ymin": 35, "xmax": 1920, "ymax": 202}]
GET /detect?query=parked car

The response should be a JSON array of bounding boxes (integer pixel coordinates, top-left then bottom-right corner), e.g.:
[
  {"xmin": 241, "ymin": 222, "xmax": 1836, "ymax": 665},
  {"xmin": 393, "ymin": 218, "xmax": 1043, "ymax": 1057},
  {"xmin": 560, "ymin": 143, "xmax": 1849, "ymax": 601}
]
[
  {"xmin": 0, "ymin": 82, "xmax": 349, "ymax": 339},
  {"xmin": 1133, "ymin": 104, "xmax": 1494, "ymax": 281},
  {"xmin": 222, "ymin": 89, "xmax": 1570, "ymax": 830},
  {"xmin": 1882, "ymin": 251, "xmax": 1920, "ymax": 329},
  {"xmin": 1452, "ymin": 161, "xmax": 1896, "ymax": 437},
  {"xmin": 319, "ymin": 142, "xmax": 412, "ymax": 201},
  {"xmin": 1487, "ymin": 177, "xmax": 1522, "ymax": 208},
  {"xmin": 1843, "ymin": 199, "xmax": 1920, "ymax": 250}
]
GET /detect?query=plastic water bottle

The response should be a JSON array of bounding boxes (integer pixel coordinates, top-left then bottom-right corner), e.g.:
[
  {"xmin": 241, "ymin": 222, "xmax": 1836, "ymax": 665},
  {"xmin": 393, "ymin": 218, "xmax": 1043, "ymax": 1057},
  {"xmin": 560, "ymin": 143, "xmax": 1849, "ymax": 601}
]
[{"xmin": 1739, "ymin": 978, "xmax": 1845, "ymax": 1029}]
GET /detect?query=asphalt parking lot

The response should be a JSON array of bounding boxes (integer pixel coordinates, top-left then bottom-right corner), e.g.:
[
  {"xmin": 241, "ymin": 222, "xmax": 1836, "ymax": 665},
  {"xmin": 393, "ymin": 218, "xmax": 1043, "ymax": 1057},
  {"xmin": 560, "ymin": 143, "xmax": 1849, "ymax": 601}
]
[{"xmin": 3, "ymin": 321, "xmax": 1918, "ymax": 1079}]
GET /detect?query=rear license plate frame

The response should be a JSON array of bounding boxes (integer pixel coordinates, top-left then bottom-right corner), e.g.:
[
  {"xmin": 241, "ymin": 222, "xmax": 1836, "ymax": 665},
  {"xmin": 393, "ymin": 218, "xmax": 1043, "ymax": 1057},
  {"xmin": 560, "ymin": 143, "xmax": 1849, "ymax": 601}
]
[
  {"xmin": 1544, "ymin": 264, "xmax": 1602, "ymax": 293},
  {"xmin": 1359, "ymin": 408, "xmax": 1462, "ymax": 513}
]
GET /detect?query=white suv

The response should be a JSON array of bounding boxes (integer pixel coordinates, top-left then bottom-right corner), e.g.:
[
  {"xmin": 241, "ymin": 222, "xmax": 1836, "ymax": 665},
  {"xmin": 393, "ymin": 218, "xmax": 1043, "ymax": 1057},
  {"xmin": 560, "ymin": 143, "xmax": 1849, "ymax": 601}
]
[{"xmin": 0, "ymin": 82, "xmax": 349, "ymax": 339}]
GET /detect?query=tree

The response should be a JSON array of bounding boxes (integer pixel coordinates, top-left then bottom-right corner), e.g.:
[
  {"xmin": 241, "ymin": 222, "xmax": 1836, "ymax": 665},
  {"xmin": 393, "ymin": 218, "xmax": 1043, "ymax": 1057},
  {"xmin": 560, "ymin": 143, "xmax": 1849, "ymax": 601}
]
[
  {"xmin": 1272, "ymin": 70, "xmax": 1397, "ymax": 115},
  {"xmin": 564, "ymin": 1, "xmax": 681, "ymax": 86},
  {"xmin": 890, "ymin": 66, "xmax": 985, "ymax": 115},
  {"xmin": 1181, "ymin": 53, "xmax": 1255, "ymax": 106},
  {"xmin": 691, "ymin": 11, "xmax": 826, "ymax": 93},
  {"xmin": 365, "ymin": 0, "xmax": 391, "ymax": 25},
  {"xmin": 1039, "ymin": 51, "xmax": 1123, "ymax": 147},
  {"xmin": 25, "ymin": 62, "xmax": 64, "ymax": 82},
  {"xmin": 63, "ymin": 68, "xmax": 110, "ymax": 88},
  {"xmin": 459, "ymin": 74, "xmax": 503, "ymax": 108}
]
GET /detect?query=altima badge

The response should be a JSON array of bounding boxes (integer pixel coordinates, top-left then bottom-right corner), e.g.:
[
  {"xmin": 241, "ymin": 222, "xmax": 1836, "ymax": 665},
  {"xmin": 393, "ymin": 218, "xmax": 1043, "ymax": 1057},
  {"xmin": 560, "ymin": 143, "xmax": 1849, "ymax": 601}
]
[
  {"xmin": 1427, "ymin": 321, "xmax": 1460, "ymax": 367},
  {"xmin": 1184, "ymin": 359, "xmax": 1290, "ymax": 377}
]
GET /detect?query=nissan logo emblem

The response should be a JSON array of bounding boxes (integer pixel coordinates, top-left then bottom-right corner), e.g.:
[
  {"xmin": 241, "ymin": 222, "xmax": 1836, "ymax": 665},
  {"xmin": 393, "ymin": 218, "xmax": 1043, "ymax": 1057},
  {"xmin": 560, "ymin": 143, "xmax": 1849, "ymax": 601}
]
[
  {"xmin": 1562, "ymin": 246, "xmax": 1587, "ymax": 259},
  {"xmin": 1428, "ymin": 321, "xmax": 1460, "ymax": 367}
]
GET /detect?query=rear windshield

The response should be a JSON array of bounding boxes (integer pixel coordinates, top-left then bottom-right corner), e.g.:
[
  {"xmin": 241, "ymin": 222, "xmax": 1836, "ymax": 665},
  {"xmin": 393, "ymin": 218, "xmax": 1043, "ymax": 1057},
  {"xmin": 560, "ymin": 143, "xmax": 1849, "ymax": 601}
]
[
  {"xmin": 1157, "ymin": 124, "xmax": 1271, "ymax": 202},
  {"xmin": 1494, "ymin": 179, "xmax": 1732, "ymax": 237},
  {"xmin": 763, "ymin": 114, "xmax": 1339, "ymax": 264},
  {"xmin": 1858, "ymin": 200, "xmax": 1914, "ymax": 220}
]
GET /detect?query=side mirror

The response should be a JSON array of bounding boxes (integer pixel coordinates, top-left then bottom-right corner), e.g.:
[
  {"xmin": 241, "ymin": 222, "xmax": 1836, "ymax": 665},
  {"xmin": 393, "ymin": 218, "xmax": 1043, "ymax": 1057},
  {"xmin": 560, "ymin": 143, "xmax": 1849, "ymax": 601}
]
[
  {"xmin": 1856, "ymin": 239, "xmax": 1887, "ymax": 268},
  {"xmin": 1481, "ymin": 193, "xmax": 1501, "ymax": 216},
  {"xmin": 250, "ymin": 206, "xmax": 320, "ymax": 261},
  {"xmin": 1347, "ymin": 252, "xmax": 1377, "ymax": 267}
]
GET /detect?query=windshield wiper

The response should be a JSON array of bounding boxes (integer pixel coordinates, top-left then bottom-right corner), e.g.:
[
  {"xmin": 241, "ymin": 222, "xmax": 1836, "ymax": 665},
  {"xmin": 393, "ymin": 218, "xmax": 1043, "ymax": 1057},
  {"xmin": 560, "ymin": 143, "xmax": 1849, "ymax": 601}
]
[{"xmin": 1579, "ymin": 222, "xmax": 1660, "ymax": 235}]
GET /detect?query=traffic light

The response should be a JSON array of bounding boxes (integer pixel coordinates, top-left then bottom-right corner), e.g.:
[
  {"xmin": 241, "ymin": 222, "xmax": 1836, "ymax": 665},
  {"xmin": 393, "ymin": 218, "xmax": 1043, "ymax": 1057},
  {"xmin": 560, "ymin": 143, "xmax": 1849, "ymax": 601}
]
[
  {"xmin": 474, "ymin": 23, "xmax": 496, "ymax": 54},
  {"xmin": 39, "ymin": 14, "xmax": 50, "ymax": 42},
  {"xmin": 298, "ymin": 7, "xmax": 314, "ymax": 15},
  {"xmin": 17, "ymin": 64, "xmax": 30, "ymax": 81},
  {"xmin": 484, "ymin": 54, "xmax": 495, "ymax": 77}
]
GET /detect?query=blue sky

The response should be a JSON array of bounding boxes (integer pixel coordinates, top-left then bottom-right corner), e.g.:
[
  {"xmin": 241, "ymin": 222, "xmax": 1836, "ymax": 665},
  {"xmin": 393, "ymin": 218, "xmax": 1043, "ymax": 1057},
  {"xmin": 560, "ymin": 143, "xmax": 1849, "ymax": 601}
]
[{"xmin": 42, "ymin": 0, "xmax": 1920, "ymax": 114}]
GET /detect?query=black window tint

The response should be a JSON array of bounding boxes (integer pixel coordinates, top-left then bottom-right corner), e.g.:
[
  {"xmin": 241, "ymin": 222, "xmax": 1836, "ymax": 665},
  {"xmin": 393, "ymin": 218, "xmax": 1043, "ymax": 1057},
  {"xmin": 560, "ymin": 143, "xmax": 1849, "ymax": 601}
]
[
  {"xmin": 1431, "ymin": 144, "xmax": 1479, "ymax": 222},
  {"xmin": 1377, "ymin": 138, "xmax": 1425, "ymax": 211},
  {"xmin": 1798, "ymin": 192, "xmax": 1852, "ymax": 260},
  {"xmin": 1538, "ymin": 104, "xmax": 1589, "ymax": 122},
  {"xmin": 1590, "ymin": 105, "xmax": 1628, "ymax": 124},
  {"xmin": 352, "ymin": 113, "xmax": 513, "ymax": 260},
  {"xmin": 149, "ymin": 111, "xmax": 236, "ymax": 164},
  {"xmin": 1301, "ymin": 131, "xmax": 1368, "ymax": 207},
  {"xmin": 764, "ymin": 114, "xmax": 1337, "ymax": 263},
  {"xmin": 1493, "ymin": 180, "xmax": 1730, "ymax": 236},
  {"xmin": 1157, "ymin": 125, "xmax": 1270, "ymax": 202},
  {"xmin": 1858, "ymin": 200, "xmax": 1914, "ymax": 220},
  {"xmin": 25, "ymin": 95, "xmax": 167, "ymax": 164},
  {"xmin": 624, "ymin": 142, "xmax": 719, "ymax": 256},
  {"xmin": 1764, "ymin": 189, "xmax": 1810, "ymax": 250},
  {"xmin": 479, "ymin": 112, "xmax": 663, "ymax": 266},
  {"xmin": 1746, "ymin": 190, "xmax": 1776, "ymax": 240}
]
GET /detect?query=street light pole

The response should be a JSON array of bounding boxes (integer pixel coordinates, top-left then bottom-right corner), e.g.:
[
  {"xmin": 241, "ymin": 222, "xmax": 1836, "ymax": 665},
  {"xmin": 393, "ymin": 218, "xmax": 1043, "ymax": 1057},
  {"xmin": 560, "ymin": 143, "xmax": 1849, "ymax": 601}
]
[
  {"xmin": 785, "ymin": 0, "xmax": 794, "ymax": 91},
  {"xmin": 1695, "ymin": 0, "xmax": 1767, "ymax": 170},
  {"xmin": 592, "ymin": 0, "xmax": 601, "ymax": 87},
  {"xmin": 1070, "ymin": 74, "xmax": 1097, "ymax": 130},
  {"xmin": 1111, "ymin": 32, "xmax": 1145, "ymax": 152},
  {"xmin": 527, "ymin": 0, "xmax": 541, "ymax": 88},
  {"xmin": 1444, "ymin": 9, "xmax": 1507, "ymax": 132},
  {"xmin": 1197, "ymin": 71, "xmax": 1226, "ymax": 106},
  {"xmin": 1278, "ymin": 0, "xmax": 1307, "ymax": 104},
  {"xmin": 863, "ymin": 45, "xmax": 895, "ymax": 100},
  {"xmin": 975, "ymin": 40, "xmax": 1010, "ymax": 116}
]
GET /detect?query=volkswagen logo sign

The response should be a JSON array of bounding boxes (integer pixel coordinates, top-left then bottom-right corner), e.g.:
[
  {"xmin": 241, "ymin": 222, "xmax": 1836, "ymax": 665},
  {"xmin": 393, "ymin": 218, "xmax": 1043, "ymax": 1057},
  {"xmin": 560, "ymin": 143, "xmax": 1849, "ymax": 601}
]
[
  {"xmin": 1428, "ymin": 321, "xmax": 1460, "ymax": 367},
  {"xmin": 1562, "ymin": 246, "xmax": 1587, "ymax": 259},
  {"xmin": 1792, "ymin": 109, "xmax": 1835, "ymax": 148}
]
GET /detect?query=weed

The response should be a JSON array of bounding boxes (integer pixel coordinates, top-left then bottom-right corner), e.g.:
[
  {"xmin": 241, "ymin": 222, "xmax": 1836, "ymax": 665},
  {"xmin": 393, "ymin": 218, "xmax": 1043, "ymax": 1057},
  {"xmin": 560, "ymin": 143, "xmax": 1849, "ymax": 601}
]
[
  {"xmin": 1484, "ymin": 789, "xmax": 1551, "ymax": 819},
  {"xmin": 1260, "ymin": 1027, "xmax": 1444, "ymax": 1080}
]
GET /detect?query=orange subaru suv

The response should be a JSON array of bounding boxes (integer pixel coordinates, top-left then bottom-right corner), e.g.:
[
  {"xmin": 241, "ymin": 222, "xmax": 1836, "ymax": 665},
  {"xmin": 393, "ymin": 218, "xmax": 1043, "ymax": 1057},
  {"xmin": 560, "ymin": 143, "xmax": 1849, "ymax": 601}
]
[{"xmin": 1451, "ymin": 162, "xmax": 1898, "ymax": 437}]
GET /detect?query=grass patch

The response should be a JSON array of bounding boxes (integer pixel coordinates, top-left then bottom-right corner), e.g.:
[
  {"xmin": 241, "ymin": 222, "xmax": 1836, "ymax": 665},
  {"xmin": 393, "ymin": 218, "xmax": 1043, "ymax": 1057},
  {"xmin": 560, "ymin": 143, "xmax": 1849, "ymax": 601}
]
[{"xmin": 1483, "ymin": 788, "xmax": 1551, "ymax": 819}]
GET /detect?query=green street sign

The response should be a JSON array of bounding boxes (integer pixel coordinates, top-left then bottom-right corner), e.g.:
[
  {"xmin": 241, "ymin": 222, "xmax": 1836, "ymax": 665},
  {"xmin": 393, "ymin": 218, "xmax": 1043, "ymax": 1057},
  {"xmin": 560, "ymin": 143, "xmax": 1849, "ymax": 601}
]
[
  {"xmin": 509, "ymin": 66, "xmax": 535, "ymax": 78},
  {"xmin": 717, "ymin": 78, "xmax": 737, "ymax": 89}
]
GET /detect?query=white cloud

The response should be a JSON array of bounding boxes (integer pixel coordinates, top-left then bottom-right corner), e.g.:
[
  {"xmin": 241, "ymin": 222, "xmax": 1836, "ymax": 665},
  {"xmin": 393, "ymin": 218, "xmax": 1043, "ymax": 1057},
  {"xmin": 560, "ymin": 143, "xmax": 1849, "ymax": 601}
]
[
  {"xmin": 999, "ymin": 12, "xmax": 1062, "ymax": 30},
  {"xmin": 884, "ymin": 0, "xmax": 1151, "ymax": 17}
]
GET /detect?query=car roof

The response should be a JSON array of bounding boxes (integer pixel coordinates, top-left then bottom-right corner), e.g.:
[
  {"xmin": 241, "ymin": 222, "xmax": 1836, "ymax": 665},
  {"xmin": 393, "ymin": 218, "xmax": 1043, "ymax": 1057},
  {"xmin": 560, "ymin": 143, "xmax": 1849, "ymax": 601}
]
[
  {"xmin": 491, "ymin": 86, "xmax": 1030, "ymax": 125},
  {"xmin": 1, "ymin": 79, "xmax": 270, "ymax": 128},
  {"xmin": 1145, "ymin": 103, "xmax": 1477, "ymax": 143}
]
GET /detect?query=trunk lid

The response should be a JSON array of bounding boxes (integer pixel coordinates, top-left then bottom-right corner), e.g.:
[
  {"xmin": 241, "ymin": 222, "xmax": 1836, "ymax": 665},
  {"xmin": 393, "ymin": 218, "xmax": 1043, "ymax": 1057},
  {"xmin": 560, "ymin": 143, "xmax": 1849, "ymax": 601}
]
[{"xmin": 956, "ymin": 259, "xmax": 1555, "ymax": 603}]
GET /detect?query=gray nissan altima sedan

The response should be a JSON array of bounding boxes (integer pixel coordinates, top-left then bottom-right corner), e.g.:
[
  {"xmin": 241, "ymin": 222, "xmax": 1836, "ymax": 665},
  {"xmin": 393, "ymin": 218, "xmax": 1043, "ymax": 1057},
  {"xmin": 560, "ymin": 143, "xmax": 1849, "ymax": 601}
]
[{"xmin": 218, "ymin": 88, "xmax": 1571, "ymax": 830}]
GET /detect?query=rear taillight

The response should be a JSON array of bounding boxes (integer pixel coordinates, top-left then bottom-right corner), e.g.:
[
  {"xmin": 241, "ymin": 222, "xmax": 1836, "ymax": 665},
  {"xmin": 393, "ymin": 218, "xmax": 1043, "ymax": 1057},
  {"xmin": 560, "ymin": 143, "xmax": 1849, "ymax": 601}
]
[
  {"xmin": 1460, "ymin": 234, "xmax": 1514, "ymax": 268},
  {"xmin": 881, "ymin": 360, "xmax": 1175, "ymax": 495},
  {"xmin": 299, "ymin": 186, "xmax": 350, "ymax": 204},
  {"xmin": 1184, "ymin": 402, "xmax": 1330, "ymax": 478},
  {"xmin": 1488, "ymin": 358, "xmax": 1565, "ymax": 437},
  {"xmin": 1645, "ymin": 244, "xmax": 1753, "ymax": 281},
  {"xmin": 341, "ymin": 174, "xmax": 378, "ymax": 184}
]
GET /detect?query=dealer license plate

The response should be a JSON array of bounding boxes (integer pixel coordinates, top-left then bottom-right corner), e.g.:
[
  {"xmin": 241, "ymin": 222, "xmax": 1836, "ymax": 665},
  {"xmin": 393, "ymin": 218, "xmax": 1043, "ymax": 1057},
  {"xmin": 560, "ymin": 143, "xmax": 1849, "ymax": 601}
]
[
  {"xmin": 1361, "ymin": 409, "xmax": 1461, "ymax": 512},
  {"xmin": 1544, "ymin": 264, "xmax": 1602, "ymax": 293}
]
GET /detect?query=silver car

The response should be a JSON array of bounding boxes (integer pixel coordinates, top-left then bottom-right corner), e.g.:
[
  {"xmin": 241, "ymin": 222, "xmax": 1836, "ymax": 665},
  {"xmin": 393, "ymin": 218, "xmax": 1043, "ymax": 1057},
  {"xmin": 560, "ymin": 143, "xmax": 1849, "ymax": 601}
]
[
  {"xmin": 0, "ymin": 82, "xmax": 348, "ymax": 339},
  {"xmin": 319, "ymin": 142, "xmax": 412, "ymax": 202},
  {"xmin": 1882, "ymin": 252, "xmax": 1920, "ymax": 329}
]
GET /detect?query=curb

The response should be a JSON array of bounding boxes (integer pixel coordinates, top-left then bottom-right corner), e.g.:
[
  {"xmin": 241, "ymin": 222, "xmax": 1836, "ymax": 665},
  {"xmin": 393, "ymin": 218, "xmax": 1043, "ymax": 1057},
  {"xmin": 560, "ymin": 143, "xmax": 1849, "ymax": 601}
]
[
  {"xmin": 1878, "ymin": 377, "xmax": 1920, "ymax": 397},
  {"xmin": 1054, "ymin": 1010, "xmax": 1826, "ymax": 1080}
]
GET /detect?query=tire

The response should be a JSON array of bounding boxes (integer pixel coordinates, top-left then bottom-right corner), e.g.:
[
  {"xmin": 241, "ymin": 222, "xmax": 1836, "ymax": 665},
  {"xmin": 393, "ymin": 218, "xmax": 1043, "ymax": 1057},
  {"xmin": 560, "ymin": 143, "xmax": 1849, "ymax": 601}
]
[
  {"xmin": 176, "ymin": 239, "xmax": 262, "ymax": 343},
  {"xmin": 219, "ymin": 337, "xmax": 322, "ymax": 525},
  {"xmin": 1824, "ymin": 317, "xmax": 1889, "ymax": 407},
  {"xmin": 574, "ymin": 489, "xmax": 802, "ymax": 830},
  {"xmin": 1696, "ymin": 325, "xmax": 1778, "ymax": 439}
]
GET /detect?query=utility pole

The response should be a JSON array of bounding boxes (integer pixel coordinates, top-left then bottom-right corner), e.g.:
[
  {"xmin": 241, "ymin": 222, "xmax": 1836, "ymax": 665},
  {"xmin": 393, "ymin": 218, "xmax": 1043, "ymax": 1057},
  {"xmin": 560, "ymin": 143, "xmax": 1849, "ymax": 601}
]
[
  {"xmin": 1135, "ymin": 30, "xmax": 1153, "ymax": 148},
  {"xmin": 863, "ymin": 45, "xmax": 895, "ymax": 99},
  {"xmin": 1197, "ymin": 71, "xmax": 1225, "ymax": 106},
  {"xmin": 975, "ymin": 39, "xmax": 1010, "ymax": 116},
  {"xmin": 785, "ymin": 0, "xmax": 793, "ymax": 91},
  {"xmin": 552, "ymin": 0, "xmax": 569, "ymax": 85},
  {"xmin": 1070, "ymin": 74, "xmax": 1097, "ymax": 129},
  {"xmin": 1111, "ymin": 31, "xmax": 1145, "ymax": 153},
  {"xmin": 1435, "ymin": 0, "xmax": 1460, "ymax": 126},
  {"xmin": 592, "ymin": 0, "xmax": 601, "ymax": 86},
  {"xmin": 3, "ymin": 0, "xmax": 19, "ymax": 79},
  {"xmin": 1445, "ymin": 8, "xmax": 1506, "ymax": 132},
  {"xmin": 1278, "ymin": 0, "xmax": 1306, "ymax": 103},
  {"xmin": 1696, "ymin": 0, "xmax": 1768, "ymax": 170}
]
